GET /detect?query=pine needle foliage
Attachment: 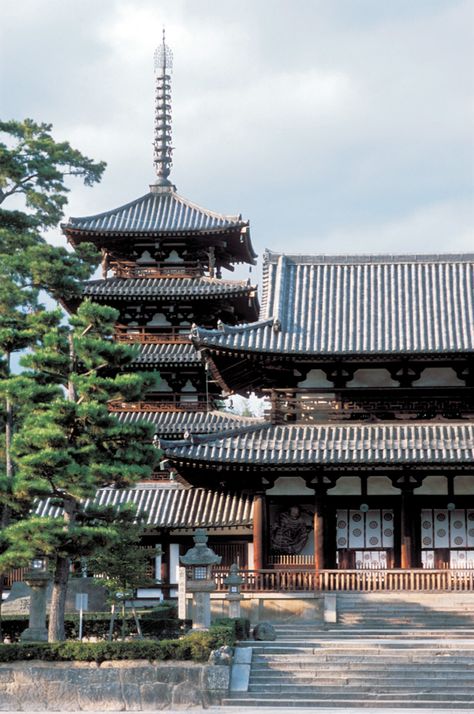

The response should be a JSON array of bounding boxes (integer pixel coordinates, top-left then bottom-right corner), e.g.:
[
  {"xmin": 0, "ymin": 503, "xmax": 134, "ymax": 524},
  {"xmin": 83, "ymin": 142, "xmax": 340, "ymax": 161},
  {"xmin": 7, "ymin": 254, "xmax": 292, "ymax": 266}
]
[{"xmin": 0, "ymin": 301, "xmax": 160, "ymax": 641}]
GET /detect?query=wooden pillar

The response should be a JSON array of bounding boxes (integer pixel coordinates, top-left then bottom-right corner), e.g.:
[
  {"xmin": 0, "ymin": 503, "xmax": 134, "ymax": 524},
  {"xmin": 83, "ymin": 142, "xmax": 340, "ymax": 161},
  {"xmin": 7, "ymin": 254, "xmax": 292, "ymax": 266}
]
[
  {"xmin": 313, "ymin": 490, "xmax": 326, "ymax": 571},
  {"xmin": 253, "ymin": 492, "xmax": 264, "ymax": 571},
  {"xmin": 400, "ymin": 487, "xmax": 414, "ymax": 569}
]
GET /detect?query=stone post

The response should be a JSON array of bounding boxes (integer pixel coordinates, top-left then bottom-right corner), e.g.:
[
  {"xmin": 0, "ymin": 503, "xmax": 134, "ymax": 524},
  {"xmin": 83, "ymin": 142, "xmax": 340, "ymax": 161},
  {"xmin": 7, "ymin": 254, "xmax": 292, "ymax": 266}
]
[
  {"xmin": 20, "ymin": 567, "xmax": 51, "ymax": 642},
  {"xmin": 224, "ymin": 564, "xmax": 244, "ymax": 619},
  {"xmin": 180, "ymin": 529, "xmax": 221, "ymax": 630}
]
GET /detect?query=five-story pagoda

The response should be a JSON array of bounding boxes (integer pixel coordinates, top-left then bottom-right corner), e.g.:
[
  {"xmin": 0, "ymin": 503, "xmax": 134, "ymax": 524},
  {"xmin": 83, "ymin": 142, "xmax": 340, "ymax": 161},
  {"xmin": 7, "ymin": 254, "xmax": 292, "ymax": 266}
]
[{"xmin": 62, "ymin": 33, "xmax": 259, "ymax": 443}]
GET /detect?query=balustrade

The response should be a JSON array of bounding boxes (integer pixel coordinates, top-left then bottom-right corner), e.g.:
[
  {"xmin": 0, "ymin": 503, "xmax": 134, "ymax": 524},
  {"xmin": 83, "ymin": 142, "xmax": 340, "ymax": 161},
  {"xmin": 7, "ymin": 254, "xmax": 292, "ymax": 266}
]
[
  {"xmin": 110, "ymin": 260, "xmax": 203, "ymax": 279},
  {"xmin": 214, "ymin": 568, "xmax": 474, "ymax": 592},
  {"xmin": 265, "ymin": 387, "xmax": 474, "ymax": 423},
  {"xmin": 115, "ymin": 325, "xmax": 190, "ymax": 344},
  {"xmin": 108, "ymin": 394, "xmax": 210, "ymax": 412}
]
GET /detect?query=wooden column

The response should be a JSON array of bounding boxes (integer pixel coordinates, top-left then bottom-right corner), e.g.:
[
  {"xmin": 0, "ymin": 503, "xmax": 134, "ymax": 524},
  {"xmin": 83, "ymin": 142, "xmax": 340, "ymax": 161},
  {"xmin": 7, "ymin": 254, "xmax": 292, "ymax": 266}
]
[
  {"xmin": 400, "ymin": 487, "xmax": 414, "ymax": 569},
  {"xmin": 253, "ymin": 492, "xmax": 265, "ymax": 571},
  {"xmin": 313, "ymin": 489, "xmax": 326, "ymax": 571}
]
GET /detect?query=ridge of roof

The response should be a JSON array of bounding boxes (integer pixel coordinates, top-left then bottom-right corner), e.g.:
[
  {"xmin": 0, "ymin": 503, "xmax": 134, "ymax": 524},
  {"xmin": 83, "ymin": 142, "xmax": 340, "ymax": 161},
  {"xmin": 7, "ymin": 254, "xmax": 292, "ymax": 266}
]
[
  {"xmin": 63, "ymin": 189, "xmax": 246, "ymax": 233},
  {"xmin": 192, "ymin": 318, "xmax": 274, "ymax": 339},
  {"xmin": 263, "ymin": 250, "xmax": 474, "ymax": 265},
  {"xmin": 159, "ymin": 420, "xmax": 270, "ymax": 449}
]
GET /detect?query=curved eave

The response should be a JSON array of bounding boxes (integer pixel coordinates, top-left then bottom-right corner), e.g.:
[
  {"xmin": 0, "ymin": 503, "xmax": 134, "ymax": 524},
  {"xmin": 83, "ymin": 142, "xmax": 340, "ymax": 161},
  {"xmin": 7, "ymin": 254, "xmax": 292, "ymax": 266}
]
[
  {"xmin": 191, "ymin": 324, "xmax": 474, "ymax": 360},
  {"xmin": 161, "ymin": 421, "xmax": 474, "ymax": 471}
]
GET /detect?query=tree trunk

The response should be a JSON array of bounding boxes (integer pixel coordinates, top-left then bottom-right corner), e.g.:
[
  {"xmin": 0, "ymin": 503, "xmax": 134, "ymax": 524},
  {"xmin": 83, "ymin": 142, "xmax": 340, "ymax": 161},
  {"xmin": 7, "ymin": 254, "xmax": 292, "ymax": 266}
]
[
  {"xmin": 48, "ymin": 555, "xmax": 70, "ymax": 642},
  {"xmin": 1, "ymin": 351, "xmax": 12, "ymax": 529},
  {"xmin": 0, "ymin": 352, "xmax": 12, "ymax": 640},
  {"xmin": 48, "ymin": 498, "xmax": 75, "ymax": 642}
]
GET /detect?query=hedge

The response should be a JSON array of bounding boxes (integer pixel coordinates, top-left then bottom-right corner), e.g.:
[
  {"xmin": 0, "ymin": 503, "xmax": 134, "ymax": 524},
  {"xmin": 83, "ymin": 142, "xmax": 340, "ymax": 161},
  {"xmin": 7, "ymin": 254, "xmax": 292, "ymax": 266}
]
[
  {"xmin": 0, "ymin": 604, "xmax": 184, "ymax": 642},
  {"xmin": 213, "ymin": 617, "xmax": 250, "ymax": 641},
  {"xmin": 0, "ymin": 623, "xmax": 235, "ymax": 664}
]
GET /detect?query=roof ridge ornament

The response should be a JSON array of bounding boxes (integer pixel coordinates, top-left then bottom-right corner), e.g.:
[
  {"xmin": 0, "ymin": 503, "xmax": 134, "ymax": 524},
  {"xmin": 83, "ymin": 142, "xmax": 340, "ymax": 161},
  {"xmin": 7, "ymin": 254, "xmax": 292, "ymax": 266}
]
[{"xmin": 151, "ymin": 28, "xmax": 176, "ymax": 191}]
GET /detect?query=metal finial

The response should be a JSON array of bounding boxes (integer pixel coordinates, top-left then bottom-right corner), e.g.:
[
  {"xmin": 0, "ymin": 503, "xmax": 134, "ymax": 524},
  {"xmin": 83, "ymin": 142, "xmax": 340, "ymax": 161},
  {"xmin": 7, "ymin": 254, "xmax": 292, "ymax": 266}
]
[{"xmin": 152, "ymin": 29, "xmax": 174, "ymax": 188}]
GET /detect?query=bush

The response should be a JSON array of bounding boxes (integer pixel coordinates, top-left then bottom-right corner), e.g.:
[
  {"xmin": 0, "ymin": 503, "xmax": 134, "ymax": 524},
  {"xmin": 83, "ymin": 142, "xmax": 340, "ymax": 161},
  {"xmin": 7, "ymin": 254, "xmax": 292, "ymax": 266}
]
[
  {"xmin": 0, "ymin": 622, "xmax": 237, "ymax": 664},
  {"xmin": 0, "ymin": 604, "xmax": 183, "ymax": 642},
  {"xmin": 213, "ymin": 617, "xmax": 250, "ymax": 641}
]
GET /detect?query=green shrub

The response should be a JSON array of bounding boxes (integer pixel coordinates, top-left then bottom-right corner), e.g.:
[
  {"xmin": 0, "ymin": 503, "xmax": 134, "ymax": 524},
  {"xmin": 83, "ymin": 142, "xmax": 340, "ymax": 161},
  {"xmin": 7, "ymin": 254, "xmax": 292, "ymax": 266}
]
[
  {"xmin": 0, "ymin": 621, "xmax": 236, "ymax": 663},
  {"xmin": 213, "ymin": 617, "xmax": 250, "ymax": 641},
  {"xmin": 0, "ymin": 605, "xmax": 183, "ymax": 643}
]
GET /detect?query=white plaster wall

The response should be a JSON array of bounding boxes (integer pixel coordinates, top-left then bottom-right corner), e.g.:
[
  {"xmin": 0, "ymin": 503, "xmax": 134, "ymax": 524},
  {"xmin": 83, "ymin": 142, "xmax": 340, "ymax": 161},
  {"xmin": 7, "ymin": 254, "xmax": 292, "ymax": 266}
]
[
  {"xmin": 350, "ymin": 369, "xmax": 398, "ymax": 388},
  {"xmin": 169, "ymin": 544, "xmax": 180, "ymax": 585},
  {"xmin": 266, "ymin": 476, "xmax": 314, "ymax": 495},
  {"xmin": 413, "ymin": 367, "xmax": 464, "ymax": 387},
  {"xmin": 367, "ymin": 476, "xmax": 401, "ymax": 495},
  {"xmin": 297, "ymin": 369, "xmax": 333, "ymax": 388},
  {"xmin": 415, "ymin": 476, "xmax": 448, "ymax": 495},
  {"xmin": 327, "ymin": 476, "xmax": 361, "ymax": 496},
  {"xmin": 454, "ymin": 475, "xmax": 474, "ymax": 495}
]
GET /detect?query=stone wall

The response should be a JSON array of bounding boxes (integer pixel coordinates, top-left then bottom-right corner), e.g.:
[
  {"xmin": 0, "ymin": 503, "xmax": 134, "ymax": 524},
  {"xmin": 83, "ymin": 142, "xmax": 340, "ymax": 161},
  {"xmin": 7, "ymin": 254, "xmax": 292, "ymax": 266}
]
[{"xmin": 0, "ymin": 660, "xmax": 230, "ymax": 710}]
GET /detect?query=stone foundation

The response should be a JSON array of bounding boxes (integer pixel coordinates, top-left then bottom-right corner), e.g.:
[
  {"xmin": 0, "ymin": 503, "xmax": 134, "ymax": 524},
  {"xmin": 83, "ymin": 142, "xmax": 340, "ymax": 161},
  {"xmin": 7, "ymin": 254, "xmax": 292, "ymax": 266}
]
[
  {"xmin": 209, "ymin": 591, "xmax": 324, "ymax": 623},
  {"xmin": 0, "ymin": 660, "xmax": 230, "ymax": 710}
]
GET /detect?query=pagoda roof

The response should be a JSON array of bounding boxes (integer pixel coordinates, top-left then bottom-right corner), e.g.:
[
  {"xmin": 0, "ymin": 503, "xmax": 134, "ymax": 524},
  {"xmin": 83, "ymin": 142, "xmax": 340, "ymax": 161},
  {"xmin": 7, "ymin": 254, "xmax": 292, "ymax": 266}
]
[
  {"xmin": 83, "ymin": 276, "xmax": 256, "ymax": 301},
  {"xmin": 36, "ymin": 485, "xmax": 253, "ymax": 529},
  {"xmin": 115, "ymin": 408, "xmax": 263, "ymax": 438},
  {"xmin": 161, "ymin": 421, "xmax": 474, "ymax": 468},
  {"xmin": 64, "ymin": 188, "xmax": 246, "ymax": 235},
  {"xmin": 192, "ymin": 252, "xmax": 474, "ymax": 357},
  {"xmin": 131, "ymin": 341, "xmax": 201, "ymax": 367}
]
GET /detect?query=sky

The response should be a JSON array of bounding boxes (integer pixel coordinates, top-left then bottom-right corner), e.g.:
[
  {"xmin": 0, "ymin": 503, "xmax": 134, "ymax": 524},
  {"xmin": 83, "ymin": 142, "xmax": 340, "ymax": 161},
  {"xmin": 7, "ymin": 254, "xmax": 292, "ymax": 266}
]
[{"xmin": 1, "ymin": 0, "xmax": 473, "ymax": 285}]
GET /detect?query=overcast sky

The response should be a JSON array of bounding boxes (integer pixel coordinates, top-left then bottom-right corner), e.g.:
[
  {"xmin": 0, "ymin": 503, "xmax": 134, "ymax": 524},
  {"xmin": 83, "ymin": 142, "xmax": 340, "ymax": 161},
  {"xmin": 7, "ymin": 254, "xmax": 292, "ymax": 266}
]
[{"xmin": 1, "ymin": 0, "xmax": 473, "ymax": 281}]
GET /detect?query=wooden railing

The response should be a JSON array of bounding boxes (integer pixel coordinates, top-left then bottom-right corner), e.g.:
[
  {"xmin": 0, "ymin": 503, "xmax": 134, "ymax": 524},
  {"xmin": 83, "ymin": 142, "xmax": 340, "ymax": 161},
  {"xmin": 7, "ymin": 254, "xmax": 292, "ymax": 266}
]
[
  {"xmin": 108, "ymin": 394, "xmax": 210, "ymax": 412},
  {"xmin": 110, "ymin": 260, "xmax": 203, "ymax": 279},
  {"xmin": 2, "ymin": 567, "xmax": 28, "ymax": 589},
  {"xmin": 214, "ymin": 568, "xmax": 474, "ymax": 593},
  {"xmin": 115, "ymin": 325, "xmax": 190, "ymax": 344},
  {"xmin": 264, "ymin": 387, "xmax": 474, "ymax": 424}
]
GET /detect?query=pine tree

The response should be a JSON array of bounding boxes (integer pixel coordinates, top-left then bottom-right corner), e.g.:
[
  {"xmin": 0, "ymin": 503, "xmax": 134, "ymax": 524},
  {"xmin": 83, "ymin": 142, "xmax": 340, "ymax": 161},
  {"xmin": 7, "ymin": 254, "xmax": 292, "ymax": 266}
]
[
  {"xmin": 0, "ymin": 300, "xmax": 160, "ymax": 641},
  {"xmin": 0, "ymin": 119, "xmax": 104, "ymax": 598}
]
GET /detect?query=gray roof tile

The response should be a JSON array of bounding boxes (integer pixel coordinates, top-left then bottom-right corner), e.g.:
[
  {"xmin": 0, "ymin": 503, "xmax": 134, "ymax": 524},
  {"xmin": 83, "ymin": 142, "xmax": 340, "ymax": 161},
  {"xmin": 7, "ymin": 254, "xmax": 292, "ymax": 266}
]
[
  {"xmin": 35, "ymin": 486, "xmax": 253, "ymax": 528},
  {"xmin": 131, "ymin": 342, "xmax": 201, "ymax": 366},
  {"xmin": 64, "ymin": 189, "xmax": 245, "ymax": 233},
  {"xmin": 161, "ymin": 421, "xmax": 474, "ymax": 466},
  {"xmin": 84, "ymin": 276, "xmax": 255, "ymax": 299},
  {"xmin": 115, "ymin": 409, "xmax": 263, "ymax": 437},
  {"xmin": 193, "ymin": 252, "xmax": 474, "ymax": 355}
]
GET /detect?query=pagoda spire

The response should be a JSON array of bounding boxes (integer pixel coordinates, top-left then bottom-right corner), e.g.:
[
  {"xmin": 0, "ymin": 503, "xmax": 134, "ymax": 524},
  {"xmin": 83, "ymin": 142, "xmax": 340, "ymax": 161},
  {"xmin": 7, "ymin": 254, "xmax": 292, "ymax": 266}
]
[{"xmin": 152, "ymin": 28, "xmax": 174, "ymax": 189}]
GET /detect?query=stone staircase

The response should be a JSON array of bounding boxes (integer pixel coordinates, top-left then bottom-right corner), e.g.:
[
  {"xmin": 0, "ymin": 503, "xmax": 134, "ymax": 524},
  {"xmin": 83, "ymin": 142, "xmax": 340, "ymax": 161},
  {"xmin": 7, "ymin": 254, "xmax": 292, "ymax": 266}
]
[
  {"xmin": 223, "ymin": 594, "xmax": 474, "ymax": 709},
  {"xmin": 337, "ymin": 592, "xmax": 474, "ymax": 629}
]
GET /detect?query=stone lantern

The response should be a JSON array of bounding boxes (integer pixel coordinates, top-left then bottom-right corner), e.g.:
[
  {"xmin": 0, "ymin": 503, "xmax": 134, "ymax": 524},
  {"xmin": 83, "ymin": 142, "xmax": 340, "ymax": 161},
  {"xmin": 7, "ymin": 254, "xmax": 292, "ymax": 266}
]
[
  {"xmin": 180, "ymin": 528, "xmax": 221, "ymax": 629},
  {"xmin": 224, "ymin": 563, "xmax": 244, "ymax": 619},
  {"xmin": 20, "ymin": 558, "xmax": 50, "ymax": 642}
]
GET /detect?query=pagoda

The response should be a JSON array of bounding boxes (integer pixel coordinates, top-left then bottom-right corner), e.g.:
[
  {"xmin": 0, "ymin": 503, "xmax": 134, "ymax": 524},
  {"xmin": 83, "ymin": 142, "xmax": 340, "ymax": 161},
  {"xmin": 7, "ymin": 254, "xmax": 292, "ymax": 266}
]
[
  {"xmin": 58, "ymin": 34, "xmax": 261, "ymax": 593},
  {"xmin": 62, "ymin": 33, "xmax": 259, "ymax": 440}
]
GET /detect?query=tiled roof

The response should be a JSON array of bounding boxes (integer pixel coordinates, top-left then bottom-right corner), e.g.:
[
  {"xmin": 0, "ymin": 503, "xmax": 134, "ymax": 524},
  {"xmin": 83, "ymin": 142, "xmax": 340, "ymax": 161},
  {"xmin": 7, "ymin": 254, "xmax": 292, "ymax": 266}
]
[
  {"xmin": 84, "ymin": 276, "xmax": 255, "ymax": 300},
  {"xmin": 131, "ymin": 342, "xmax": 201, "ymax": 367},
  {"xmin": 115, "ymin": 409, "xmax": 263, "ymax": 437},
  {"xmin": 161, "ymin": 422, "xmax": 474, "ymax": 467},
  {"xmin": 193, "ymin": 252, "xmax": 474, "ymax": 356},
  {"xmin": 64, "ymin": 188, "xmax": 245, "ymax": 234},
  {"xmin": 35, "ymin": 486, "xmax": 253, "ymax": 528}
]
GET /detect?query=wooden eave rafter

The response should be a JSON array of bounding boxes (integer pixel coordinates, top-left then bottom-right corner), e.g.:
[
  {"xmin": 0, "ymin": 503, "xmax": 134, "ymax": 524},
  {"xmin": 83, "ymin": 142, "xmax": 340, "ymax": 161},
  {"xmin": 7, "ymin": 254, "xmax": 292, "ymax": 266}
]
[{"xmin": 63, "ymin": 224, "xmax": 256, "ymax": 265}]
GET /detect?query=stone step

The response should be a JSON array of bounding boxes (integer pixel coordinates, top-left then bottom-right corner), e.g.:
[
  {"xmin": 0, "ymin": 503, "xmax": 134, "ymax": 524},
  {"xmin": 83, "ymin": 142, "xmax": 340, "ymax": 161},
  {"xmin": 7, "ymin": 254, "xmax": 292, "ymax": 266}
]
[
  {"xmin": 247, "ymin": 681, "xmax": 474, "ymax": 691},
  {"xmin": 231, "ymin": 686, "xmax": 472, "ymax": 703},
  {"xmin": 250, "ymin": 665, "xmax": 474, "ymax": 682},
  {"xmin": 252, "ymin": 664, "xmax": 474, "ymax": 674},
  {"xmin": 222, "ymin": 695, "xmax": 474, "ymax": 708}
]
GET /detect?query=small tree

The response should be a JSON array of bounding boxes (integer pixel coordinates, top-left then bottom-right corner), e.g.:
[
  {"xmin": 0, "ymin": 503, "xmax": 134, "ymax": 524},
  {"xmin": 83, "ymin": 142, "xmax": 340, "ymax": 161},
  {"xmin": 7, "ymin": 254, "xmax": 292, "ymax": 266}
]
[
  {"xmin": 87, "ymin": 510, "xmax": 158, "ymax": 639},
  {"xmin": 0, "ymin": 300, "xmax": 160, "ymax": 641}
]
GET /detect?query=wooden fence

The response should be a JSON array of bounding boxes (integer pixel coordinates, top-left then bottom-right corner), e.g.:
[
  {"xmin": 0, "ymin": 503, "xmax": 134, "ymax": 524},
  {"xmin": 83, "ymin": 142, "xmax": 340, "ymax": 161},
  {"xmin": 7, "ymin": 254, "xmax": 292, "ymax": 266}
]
[{"xmin": 214, "ymin": 568, "xmax": 474, "ymax": 593}]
